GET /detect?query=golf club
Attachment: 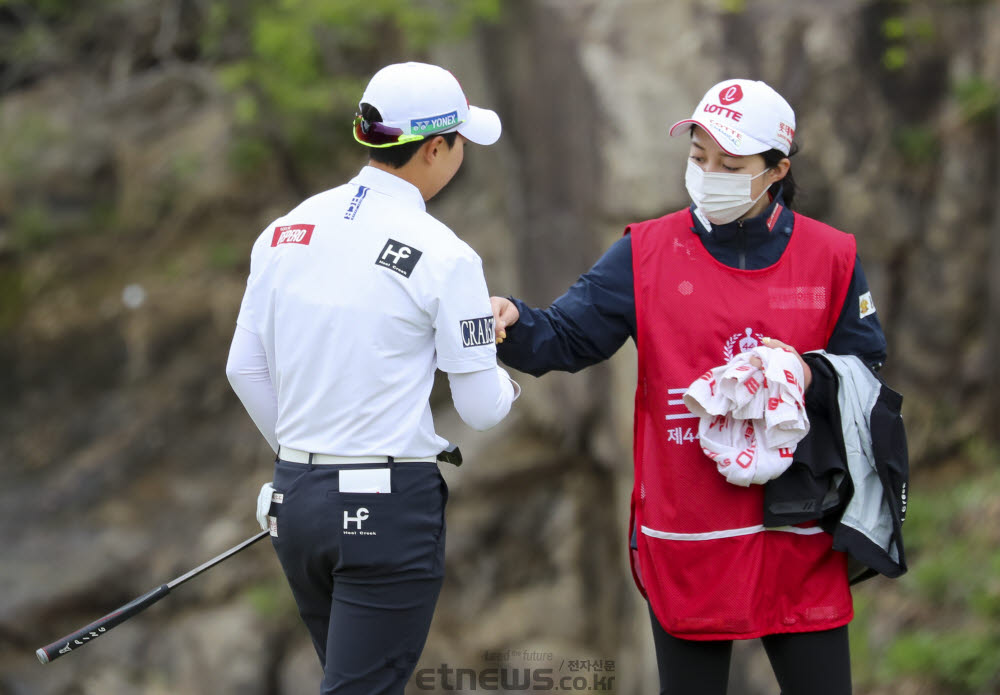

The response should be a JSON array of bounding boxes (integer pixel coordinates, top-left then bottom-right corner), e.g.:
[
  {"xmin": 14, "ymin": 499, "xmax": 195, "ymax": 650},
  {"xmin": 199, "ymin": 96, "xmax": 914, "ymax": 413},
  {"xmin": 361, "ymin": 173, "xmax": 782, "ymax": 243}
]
[{"xmin": 35, "ymin": 529, "xmax": 269, "ymax": 664}]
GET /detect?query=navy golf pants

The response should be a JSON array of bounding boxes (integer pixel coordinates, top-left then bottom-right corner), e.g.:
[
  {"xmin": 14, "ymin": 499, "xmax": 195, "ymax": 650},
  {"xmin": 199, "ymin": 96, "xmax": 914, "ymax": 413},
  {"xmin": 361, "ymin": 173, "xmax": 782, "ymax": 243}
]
[{"xmin": 270, "ymin": 458, "xmax": 448, "ymax": 695}]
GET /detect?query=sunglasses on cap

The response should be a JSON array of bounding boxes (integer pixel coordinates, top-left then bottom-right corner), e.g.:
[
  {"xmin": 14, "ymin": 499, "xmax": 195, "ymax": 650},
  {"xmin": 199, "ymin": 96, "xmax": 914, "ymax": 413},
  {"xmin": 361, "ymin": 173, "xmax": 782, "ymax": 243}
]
[{"xmin": 352, "ymin": 115, "xmax": 464, "ymax": 148}]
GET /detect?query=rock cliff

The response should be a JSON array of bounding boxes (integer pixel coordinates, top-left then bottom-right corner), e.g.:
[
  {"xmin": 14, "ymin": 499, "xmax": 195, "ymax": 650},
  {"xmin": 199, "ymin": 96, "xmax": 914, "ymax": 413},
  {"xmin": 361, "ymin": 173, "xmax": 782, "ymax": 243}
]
[{"xmin": 3, "ymin": 1, "xmax": 999, "ymax": 694}]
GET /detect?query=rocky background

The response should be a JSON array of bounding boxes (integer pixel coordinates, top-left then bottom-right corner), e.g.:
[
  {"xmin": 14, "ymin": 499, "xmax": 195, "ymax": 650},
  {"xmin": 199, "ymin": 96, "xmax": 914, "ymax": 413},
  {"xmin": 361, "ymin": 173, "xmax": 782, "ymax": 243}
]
[{"xmin": 2, "ymin": 1, "xmax": 999, "ymax": 693}]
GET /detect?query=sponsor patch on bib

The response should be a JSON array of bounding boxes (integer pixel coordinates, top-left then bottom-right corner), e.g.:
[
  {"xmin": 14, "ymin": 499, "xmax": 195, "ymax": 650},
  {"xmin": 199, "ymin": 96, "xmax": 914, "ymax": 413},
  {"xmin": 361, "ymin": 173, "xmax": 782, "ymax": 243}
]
[{"xmin": 859, "ymin": 291, "xmax": 876, "ymax": 318}]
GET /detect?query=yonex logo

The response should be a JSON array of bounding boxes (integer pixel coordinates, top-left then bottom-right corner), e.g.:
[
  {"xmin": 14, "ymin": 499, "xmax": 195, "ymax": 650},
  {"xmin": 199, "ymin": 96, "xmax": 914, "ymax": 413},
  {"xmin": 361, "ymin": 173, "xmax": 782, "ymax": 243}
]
[
  {"xmin": 271, "ymin": 224, "xmax": 315, "ymax": 247},
  {"xmin": 376, "ymin": 239, "xmax": 423, "ymax": 278},
  {"xmin": 410, "ymin": 110, "xmax": 459, "ymax": 135}
]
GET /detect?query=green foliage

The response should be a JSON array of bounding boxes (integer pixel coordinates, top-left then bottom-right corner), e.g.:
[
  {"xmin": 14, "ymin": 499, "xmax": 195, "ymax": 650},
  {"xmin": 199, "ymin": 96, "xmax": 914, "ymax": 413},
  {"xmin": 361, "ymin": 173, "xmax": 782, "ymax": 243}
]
[
  {"xmin": 953, "ymin": 76, "xmax": 1000, "ymax": 124},
  {"xmin": 879, "ymin": 448, "xmax": 1000, "ymax": 692},
  {"xmin": 968, "ymin": 550, "xmax": 1000, "ymax": 619},
  {"xmin": 847, "ymin": 593, "xmax": 878, "ymax": 687},
  {"xmin": 207, "ymin": 240, "xmax": 243, "ymax": 270},
  {"xmin": 8, "ymin": 203, "xmax": 52, "ymax": 251},
  {"xmin": 881, "ymin": 45, "xmax": 908, "ymax": 71},
  {"xmin": 0, "ymin": 0, "xmax": 85, "ymax": 20},
  {"xmin": 201, "ymin": 0, "xmax": 502, "ymax": 178},
  {"xmin": 879, "ymin": 9, "xmax": 936, "ymax": 72},
  {"xmin": 0, "ymin": 265, "xmax": 25, "ymax": 331},
  {"xmin": 243, "ymin": 579, "xmax": 298, "ymax": 620},
  {"xmin": 893, "ymin": 125, "xmax": 939, "ymax": 165},
  {"xmin": 885, "ymin": 630, "xmax": 1000, "ymax": 692},
  {"xmin": 0, "ymin": 0, "xmax": 115, "ymax": 68},
  {"xmin": 6, "ymin": 200, "xmax": 119, "ymax": 253},
  {"xmin": 882, "ymin": 16, "xmax": 907, "ymax": 41}
]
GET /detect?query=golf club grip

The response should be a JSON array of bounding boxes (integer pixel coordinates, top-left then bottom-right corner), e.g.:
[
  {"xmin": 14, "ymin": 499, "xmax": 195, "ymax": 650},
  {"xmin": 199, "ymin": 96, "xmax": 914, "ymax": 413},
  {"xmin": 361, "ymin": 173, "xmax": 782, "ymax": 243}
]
[{"xmin": 35, "ymin": 584, "xmax": 170, "ymax": 664}]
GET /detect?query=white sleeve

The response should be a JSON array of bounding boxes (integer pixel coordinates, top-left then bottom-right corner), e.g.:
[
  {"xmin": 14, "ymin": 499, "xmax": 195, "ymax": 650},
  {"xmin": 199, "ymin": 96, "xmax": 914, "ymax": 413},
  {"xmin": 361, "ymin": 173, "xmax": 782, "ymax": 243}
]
[
  {"xmin": 225, "ymin": 325, "xmax": 279, "ymax": 452},
  {"xmin": 432, "ymin": 251, "xmax": 499, "ymax": 373},
  {"xmin": 447, "ymin": 367, "xmax": 521, "ymax": 431}
]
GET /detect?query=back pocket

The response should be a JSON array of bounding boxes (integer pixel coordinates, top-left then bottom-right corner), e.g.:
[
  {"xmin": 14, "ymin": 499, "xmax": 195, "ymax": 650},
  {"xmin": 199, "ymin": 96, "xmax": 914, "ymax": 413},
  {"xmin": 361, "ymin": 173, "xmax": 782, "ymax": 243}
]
[{"xmin": 330, "ymin": 490, "xmax": 441, "ymax": 579}]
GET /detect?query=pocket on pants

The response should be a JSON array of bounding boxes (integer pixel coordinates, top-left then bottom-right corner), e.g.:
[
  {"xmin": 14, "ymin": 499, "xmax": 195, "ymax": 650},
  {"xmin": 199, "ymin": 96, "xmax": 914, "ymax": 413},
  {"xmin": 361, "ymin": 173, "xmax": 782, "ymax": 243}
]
[{"xmin": 331, "ymin": 485, "xmax": 444, "ymax": 580}]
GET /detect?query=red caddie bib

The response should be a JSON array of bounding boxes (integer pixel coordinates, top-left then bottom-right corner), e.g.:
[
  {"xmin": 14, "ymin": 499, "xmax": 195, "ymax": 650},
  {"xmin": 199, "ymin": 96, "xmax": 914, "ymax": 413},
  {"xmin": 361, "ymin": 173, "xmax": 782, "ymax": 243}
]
[{"xmin": 629, "ymin": 207, "xmax": 856, "ymax": 640}]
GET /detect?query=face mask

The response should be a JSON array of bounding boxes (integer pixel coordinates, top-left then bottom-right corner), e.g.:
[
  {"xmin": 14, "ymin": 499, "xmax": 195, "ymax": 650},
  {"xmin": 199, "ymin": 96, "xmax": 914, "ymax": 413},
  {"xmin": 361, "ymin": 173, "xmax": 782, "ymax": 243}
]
[{"xmin": 685, "ymin": 160, "xmax": 772, "ymax": 225}]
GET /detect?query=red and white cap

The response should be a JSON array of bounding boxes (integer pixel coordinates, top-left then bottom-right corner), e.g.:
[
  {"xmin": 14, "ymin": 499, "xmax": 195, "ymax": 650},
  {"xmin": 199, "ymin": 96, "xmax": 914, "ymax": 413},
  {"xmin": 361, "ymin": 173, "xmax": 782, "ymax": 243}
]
[
  {"xmin": 359, "ymin": 62, "xmax": 501, "ymax": 146},
  {"xmin": 669, "ymin": 79, "xmax": 796, "ymax": 156}
]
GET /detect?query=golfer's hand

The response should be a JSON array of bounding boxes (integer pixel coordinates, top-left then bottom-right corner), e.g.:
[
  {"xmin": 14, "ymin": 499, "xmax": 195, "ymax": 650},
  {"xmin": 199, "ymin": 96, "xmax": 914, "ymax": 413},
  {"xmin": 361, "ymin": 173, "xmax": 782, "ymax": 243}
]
[
  {"xmin": 490, "ymin": 296, "xmax": 519, "ymax": 344},
  {"xmin": 256, "ymin": 482, "xmax": 274, "ymax": 531},
  {"xmin": 759, "ymin": 337, "xmax": 812, "ymax": 392}
]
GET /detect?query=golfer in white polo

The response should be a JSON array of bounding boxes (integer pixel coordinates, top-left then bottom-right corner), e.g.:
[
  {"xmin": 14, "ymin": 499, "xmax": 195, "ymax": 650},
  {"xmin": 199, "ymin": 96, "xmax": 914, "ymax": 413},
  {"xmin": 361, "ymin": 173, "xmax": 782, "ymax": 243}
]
[{"xmin": 227, "ymin": 62, "xmax": 519, "ymax": 694}]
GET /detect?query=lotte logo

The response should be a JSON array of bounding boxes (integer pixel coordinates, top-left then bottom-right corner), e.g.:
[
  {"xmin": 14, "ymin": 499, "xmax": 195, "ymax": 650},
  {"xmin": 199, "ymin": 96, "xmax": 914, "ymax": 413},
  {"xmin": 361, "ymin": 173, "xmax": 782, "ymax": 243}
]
[{"xmin": 719, "ymin": 84, "xmax": 744, "ymax": 105}]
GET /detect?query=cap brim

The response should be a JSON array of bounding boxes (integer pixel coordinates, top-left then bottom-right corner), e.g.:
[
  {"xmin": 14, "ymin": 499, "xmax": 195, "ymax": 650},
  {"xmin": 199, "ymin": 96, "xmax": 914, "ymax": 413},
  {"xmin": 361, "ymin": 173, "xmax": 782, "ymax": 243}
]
[
  {"xmin": 668, "ymin": 118, "xmax": 770, "ymax": 157},
  {"xmin": 457, "ymin": 106, "xmax": 501, "ymax": 146}
]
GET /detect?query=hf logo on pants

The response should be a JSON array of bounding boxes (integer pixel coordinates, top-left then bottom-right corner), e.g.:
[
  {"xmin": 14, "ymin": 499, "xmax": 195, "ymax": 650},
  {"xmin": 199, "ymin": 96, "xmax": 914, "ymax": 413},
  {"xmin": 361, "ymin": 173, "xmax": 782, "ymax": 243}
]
[{"xmin": 343, "ymin": 507, "xmax": 375, "ymax": 536}]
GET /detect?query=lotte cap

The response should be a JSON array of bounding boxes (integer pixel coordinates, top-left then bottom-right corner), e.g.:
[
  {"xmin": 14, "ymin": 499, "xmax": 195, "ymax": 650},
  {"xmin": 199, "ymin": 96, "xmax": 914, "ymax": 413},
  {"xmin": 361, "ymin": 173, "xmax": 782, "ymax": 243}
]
[
  {"xmin": 669, "ymin": 79, "xmax": 796, "ymax": 156},
  {"xmin": 355, "ymin": 62, "xmax": 501, "ymax": 147}
]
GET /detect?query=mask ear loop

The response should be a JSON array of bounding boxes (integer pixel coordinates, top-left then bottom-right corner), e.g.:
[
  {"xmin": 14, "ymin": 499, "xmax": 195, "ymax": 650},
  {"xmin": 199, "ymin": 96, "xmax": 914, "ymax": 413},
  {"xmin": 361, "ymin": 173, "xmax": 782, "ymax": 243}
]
[
  {"xmin": 737, "ymin": 166, "xmax": 773, "ymax": 206},
  {"xmin": 755, "ymin": 167, "xmax": 781, "ymax": 205}
]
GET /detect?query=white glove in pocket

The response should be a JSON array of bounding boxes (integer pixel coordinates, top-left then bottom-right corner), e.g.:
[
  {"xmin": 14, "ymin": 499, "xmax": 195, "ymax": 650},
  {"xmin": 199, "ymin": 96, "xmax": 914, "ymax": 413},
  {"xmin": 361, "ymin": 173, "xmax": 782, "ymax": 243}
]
[{"xmin": 256, "ymin": 482, "xmax": 275, "ymax": 531}]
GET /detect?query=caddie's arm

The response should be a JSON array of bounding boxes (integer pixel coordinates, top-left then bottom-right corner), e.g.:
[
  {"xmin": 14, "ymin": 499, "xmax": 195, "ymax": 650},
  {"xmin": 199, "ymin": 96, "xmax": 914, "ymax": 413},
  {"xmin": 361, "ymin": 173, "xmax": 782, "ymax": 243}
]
[
  {"xmin": 825, "ymin": 257, "xmax": 887, "ymax": 370},
  {"xmin": 495, "ymin": 235, "xmax": 636, "ymax": 377}
]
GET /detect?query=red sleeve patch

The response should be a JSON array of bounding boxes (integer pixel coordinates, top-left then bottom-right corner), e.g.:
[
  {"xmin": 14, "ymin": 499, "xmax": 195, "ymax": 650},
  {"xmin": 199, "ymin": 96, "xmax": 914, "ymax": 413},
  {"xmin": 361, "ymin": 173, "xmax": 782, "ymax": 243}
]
[{"xmin": 271, "ymin": 224, "xmax": 315, "ymax": 247}]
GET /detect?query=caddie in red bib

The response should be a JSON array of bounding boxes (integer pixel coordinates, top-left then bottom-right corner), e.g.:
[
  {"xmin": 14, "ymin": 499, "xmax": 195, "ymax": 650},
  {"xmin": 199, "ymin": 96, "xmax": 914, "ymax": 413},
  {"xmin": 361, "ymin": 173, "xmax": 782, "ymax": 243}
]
[
  {"xmin": 494, "ymin": 78, "xmax": 889, "ymax": 695},
  {"xmin": 629, "ymin": 206, "xmax": 855, "ymax": 640}
]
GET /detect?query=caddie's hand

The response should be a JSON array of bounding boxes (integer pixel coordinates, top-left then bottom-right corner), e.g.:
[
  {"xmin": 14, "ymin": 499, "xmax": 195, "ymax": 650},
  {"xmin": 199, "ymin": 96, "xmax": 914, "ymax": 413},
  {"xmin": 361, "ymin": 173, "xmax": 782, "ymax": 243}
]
[
  {"xmin": 761, "ymin": 337, "xmax": 812, "ymax": 392},
  {"xmin": 256, "ymin": 482, "xmax": 275, "ymax": 531},
  {"xmin": 490, "ymin": 296, "xmax": 520, "ymax": 344}
]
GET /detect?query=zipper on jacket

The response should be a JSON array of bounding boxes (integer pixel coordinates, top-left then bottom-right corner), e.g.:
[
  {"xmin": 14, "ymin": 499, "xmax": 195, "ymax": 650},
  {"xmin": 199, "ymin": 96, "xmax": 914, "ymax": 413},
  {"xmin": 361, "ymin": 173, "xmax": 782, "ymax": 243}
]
[{"xmin": 737, "ymin": 220, "xmax": 747, "ymax": 270}]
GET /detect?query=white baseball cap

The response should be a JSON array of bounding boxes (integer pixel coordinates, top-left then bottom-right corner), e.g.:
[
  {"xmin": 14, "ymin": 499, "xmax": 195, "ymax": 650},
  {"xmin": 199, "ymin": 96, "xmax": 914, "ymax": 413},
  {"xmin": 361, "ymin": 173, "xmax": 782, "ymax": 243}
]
[
  {"xmin": 355, "ymin": 62, "xmax": 501, "ymax": 147},
  {"xmin": 669, "ymin": 79, "xmax": 796, "ymax": 156}
]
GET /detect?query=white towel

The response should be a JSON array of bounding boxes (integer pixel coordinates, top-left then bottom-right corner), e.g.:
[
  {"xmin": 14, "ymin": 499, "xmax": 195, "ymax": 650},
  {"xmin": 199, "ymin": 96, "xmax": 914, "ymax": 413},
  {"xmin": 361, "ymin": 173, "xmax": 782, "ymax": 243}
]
[{"xmin": 682, "ymin": 346, "xmax": 809, "ymax": 487}]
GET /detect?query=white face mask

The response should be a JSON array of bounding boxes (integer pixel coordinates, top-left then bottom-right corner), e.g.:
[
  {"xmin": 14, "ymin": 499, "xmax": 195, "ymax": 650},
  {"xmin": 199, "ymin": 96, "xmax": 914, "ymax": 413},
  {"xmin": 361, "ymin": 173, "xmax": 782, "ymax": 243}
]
[{"xmin": 685, "ymin": 160, "xmax": 772, "ymax": 226}]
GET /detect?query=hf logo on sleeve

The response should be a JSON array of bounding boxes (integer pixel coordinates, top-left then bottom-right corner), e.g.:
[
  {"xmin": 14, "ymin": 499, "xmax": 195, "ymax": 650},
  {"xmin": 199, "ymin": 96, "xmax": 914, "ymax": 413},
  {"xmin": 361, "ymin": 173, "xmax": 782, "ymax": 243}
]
[
  {"xmin": 460, "ymin": 316, "xmax": 495, "ymax": 348},
  {"xmin": 376, "ymin": 239, "xmax": 423, "ymax": 278}
]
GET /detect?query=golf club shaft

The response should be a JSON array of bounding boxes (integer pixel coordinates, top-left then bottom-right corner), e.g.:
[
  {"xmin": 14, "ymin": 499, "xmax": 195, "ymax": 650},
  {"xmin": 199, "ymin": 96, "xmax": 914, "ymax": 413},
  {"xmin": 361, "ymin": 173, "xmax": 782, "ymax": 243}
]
[{"xmin": 36, "ymin": 529, "xmax": 269, "ymax": 664}]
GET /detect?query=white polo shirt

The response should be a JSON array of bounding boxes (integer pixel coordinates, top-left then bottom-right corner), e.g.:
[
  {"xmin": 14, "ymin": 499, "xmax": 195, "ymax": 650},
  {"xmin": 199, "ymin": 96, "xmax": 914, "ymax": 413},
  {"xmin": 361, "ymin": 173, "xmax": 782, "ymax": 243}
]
[{"xmin": 235, "ymin": 166, "xmax": 501, "ymax": 456}]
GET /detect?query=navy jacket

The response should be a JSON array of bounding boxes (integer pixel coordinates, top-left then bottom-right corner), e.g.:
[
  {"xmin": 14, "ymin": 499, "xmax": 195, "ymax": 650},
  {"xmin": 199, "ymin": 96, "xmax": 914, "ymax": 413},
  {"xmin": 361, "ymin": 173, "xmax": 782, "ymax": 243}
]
[
  {"xmin": 498, "ymin": 191, "xmax": 887, "ymax": 374},
  {"xmin": 764, "ymin": 351, "xmax": 908, "ymax": 584}
]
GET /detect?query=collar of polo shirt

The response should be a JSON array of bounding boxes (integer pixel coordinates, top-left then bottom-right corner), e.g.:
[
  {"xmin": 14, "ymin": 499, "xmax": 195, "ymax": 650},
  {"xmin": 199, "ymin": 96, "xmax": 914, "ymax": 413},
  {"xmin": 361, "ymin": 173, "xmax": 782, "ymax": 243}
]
[{"xmin": 355, "ymin": 166, "xmax": 427, "ymax": 211}]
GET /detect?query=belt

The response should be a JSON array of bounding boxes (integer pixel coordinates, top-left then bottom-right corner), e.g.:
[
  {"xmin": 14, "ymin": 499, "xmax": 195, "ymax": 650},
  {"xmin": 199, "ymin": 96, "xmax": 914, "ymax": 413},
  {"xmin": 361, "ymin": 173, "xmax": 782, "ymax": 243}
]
[{"xmin": 277, "ymin": 446, "xmax": 437, "ymax": 465}]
